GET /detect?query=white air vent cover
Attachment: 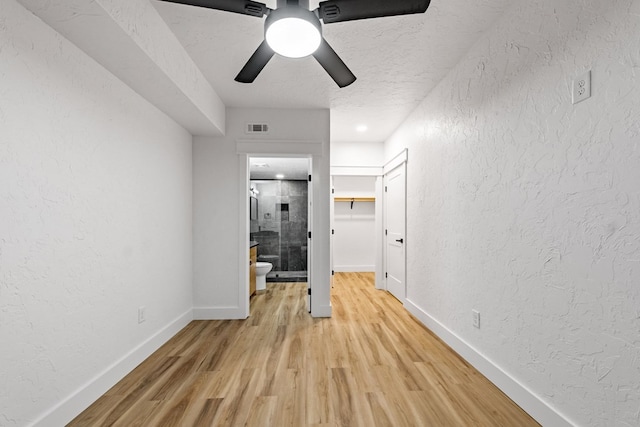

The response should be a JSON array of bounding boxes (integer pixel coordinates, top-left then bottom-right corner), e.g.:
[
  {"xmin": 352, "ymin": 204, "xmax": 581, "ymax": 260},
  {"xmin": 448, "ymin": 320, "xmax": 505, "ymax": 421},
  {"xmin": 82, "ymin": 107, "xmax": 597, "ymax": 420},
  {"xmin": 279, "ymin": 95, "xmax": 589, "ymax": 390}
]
[{"xmin": 246, "ymin": 123, "xmax": 269, "ymax": 134}]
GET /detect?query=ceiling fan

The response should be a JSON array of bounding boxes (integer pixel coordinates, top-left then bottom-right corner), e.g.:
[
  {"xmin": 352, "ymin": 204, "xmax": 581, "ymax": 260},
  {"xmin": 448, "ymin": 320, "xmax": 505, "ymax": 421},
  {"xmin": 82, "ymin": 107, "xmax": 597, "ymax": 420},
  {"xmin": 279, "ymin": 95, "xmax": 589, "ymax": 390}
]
[{"xmin": 158, "ymin": 0, "xmax": 431, "ymax": 88}]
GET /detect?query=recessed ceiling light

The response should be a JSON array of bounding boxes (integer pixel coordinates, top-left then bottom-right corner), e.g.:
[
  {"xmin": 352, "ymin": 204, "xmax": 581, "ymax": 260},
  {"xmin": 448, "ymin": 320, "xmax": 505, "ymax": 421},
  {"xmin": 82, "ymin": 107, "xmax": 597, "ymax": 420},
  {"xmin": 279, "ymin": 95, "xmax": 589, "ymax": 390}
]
[
  {"xmin": 276, "ymin": 174, "xmax": 285, "ymax": 179},
  {"xmin": 356, "ymin": 125, "xmax": 368, "ymax": 132}
]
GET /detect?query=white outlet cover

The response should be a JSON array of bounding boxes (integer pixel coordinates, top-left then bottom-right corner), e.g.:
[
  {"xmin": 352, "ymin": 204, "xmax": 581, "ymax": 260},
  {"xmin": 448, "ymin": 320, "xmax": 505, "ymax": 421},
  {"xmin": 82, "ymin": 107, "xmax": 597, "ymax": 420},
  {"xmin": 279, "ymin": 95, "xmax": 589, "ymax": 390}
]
[
  {"xmin": 472, "ymin": 309, "xmax": 480, "ymax": 328},
  {"xmin": 572, "ymin": 70, "xmax": 591, "ymax": 104}
]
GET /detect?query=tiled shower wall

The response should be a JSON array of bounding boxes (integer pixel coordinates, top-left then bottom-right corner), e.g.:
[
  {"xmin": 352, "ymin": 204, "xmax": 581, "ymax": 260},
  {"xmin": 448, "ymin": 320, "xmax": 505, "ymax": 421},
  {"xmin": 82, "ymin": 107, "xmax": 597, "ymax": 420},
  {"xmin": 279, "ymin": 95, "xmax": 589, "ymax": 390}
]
[{"xmin": 250, "ymin": 180, "xmax": 308, "ymax": 272}]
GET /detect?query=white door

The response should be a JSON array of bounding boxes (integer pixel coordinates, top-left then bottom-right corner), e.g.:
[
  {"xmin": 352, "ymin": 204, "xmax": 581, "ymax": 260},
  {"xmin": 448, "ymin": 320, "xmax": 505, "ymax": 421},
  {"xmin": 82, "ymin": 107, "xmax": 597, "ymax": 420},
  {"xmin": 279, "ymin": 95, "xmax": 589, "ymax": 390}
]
[
  {"xmin": 385, "ymin": 163, "xmax": 406, "ymax": 302},
  {"xmin": 307, "ymin": 158, "xmax": 313, "ymax": 313},
  {"xmin": 329, "ymin": 176, "xmax": 335, "ymax": 289}
]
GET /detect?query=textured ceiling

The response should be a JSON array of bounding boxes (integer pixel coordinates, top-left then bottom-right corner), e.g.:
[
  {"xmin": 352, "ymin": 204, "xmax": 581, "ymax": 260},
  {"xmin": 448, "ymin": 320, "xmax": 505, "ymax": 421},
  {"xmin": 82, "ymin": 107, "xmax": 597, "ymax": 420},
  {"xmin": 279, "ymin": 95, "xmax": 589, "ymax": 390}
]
[
  {"xmin": 17, "ymin": 0, "xmax": 516, "ymax": 144},
  {"xmin": 152, "ymin": 0, "xmax": 516, "ymax": 143}
]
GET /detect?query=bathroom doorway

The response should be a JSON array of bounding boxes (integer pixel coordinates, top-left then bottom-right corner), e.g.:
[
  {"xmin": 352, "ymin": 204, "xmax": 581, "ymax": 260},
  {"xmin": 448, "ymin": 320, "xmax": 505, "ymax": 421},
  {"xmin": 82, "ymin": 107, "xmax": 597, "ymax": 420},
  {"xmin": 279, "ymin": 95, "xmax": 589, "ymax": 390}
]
[
  {"xmin": 237, "ymin": 137, "xmax": 330, "ymax": 319},
  {"xmin": 250, "ymin": 157, "xmax": 310, "ymax": 285}
]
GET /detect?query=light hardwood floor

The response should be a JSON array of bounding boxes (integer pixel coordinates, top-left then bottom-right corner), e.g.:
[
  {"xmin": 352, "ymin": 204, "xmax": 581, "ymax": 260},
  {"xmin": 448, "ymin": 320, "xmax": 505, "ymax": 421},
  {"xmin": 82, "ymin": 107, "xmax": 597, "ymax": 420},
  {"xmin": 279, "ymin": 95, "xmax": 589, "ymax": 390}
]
[{"xmin": 69, "ymin": 273, "xmax": 539, "ymax": 426}]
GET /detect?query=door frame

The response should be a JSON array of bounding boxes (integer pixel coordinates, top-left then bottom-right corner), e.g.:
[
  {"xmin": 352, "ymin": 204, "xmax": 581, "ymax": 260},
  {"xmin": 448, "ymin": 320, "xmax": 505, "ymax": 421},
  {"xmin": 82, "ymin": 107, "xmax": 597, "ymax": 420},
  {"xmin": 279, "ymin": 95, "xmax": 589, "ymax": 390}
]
[
  {"xmin": 383, "ymin": 149, "xmax": 408, "ymax": 299},
  {"xmin": 237, "ymin": 139, "xmax": 328, "ymax": 318},
  {"xmin": 329, "ymin": 169, "xmax": 385, "ymax": 288},
  {"xmin": 307, "ymin": 157, "xmax": 313, "ymax": 312}
]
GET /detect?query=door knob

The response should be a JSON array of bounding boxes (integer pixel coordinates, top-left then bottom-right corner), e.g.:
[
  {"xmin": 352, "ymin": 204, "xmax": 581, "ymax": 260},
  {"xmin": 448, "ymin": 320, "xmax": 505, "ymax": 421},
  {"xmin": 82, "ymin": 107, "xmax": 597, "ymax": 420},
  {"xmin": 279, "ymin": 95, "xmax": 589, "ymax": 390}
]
[{"xmin": 396, "ymin": 238, "xmax": 404, "ymax": 243}]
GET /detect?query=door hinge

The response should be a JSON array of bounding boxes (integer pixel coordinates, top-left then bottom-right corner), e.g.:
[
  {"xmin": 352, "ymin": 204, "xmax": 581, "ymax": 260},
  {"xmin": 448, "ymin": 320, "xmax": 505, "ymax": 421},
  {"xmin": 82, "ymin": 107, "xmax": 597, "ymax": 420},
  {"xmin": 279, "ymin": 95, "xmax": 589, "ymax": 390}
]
[
  {"xmin": 308, "ymin": 231, "xmax": 312, "ymax": 239},
  {"xmin": 332, "ymin": 188, "xmax": 335, "ymax": 194},
  {"xmin": 332, "ymin": 229, "xmax": 335, "ymax": 235},
  {"xmin": 308, "ymin": 174, "xmax": 312, "ymax": 182},
  {"xmin": 308, "ymin": 288, "xmax": 311, "ymax": 295},
  {"xmin": 385, "ymin": 229, "xmax": 388, "ymax": 236},
  {"xmin": 385, "ymin": 272, "xmax": 388, "ymax": 278},
  {"xmin": 332, "ymin": 270, "xmax": 335, "ymax": 275},
  {"xmin": 385, "ymin": 186, "xmax": 388, "ymax": 192}
]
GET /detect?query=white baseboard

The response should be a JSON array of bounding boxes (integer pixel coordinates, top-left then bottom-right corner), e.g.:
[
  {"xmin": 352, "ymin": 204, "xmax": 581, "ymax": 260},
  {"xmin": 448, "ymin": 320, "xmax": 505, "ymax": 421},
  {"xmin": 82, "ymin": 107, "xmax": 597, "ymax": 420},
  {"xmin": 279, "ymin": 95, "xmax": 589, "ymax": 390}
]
[
  {"xmin": 312, "ymin": 303, "xmax": 332, "ymax": 318},
  {"xmin": 334, "ymin": 265, "xmax": 375, "ymax": 272},
  {"xmin": 32, "ymin": 309, "xmax": 193, "ymax": 427},
  {"xmin": 193, "ymin": 306, "xmax": 247, "ymax": 320},
  {"xmin": 404, "ymin": 299, "xmax": 575, "ymax": 427}
]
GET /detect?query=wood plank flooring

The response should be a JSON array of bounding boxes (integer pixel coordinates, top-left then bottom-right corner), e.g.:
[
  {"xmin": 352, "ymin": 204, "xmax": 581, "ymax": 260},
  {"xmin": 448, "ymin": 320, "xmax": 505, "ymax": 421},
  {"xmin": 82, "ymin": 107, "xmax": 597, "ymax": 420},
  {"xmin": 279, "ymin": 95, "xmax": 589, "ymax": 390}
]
[{"xmin": 69, "ymin": 273, "xmax": 539, "ymax": 426}]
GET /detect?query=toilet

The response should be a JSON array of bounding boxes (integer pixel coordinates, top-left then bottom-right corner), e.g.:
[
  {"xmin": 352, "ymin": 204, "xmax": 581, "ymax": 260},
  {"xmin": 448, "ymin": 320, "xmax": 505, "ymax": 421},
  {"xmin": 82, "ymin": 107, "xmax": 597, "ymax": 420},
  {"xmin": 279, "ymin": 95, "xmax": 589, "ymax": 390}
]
[{"xmin": 255, "ymin": 262, "xmax": 273, "ymax": 291}]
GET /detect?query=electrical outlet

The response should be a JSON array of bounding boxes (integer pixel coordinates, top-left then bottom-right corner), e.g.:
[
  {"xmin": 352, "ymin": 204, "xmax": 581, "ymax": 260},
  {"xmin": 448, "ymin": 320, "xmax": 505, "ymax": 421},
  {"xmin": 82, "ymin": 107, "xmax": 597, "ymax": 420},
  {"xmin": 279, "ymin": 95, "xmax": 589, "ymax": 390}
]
[
  {"xmin": 138, "ymin": 306, "xmax": 146, "ymax": 324},
  {"xmin": 572, "ymin": 70, "xmax": 591, "ymax": 104},
  {"xmin": 472, "ymin": 309, "xmax": 480, "ymax": 329}
]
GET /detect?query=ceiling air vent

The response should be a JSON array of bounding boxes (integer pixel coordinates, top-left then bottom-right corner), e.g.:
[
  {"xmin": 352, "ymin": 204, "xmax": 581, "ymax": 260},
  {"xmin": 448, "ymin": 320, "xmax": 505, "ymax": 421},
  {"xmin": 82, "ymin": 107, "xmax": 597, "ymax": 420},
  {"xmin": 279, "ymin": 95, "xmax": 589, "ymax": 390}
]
[
  {"xmin": 246, "ymin": 123, "xmax": 269, "ymax": 134},
  {"xmin": 244, "ymin": 4, "xmax": 266, "ymax": 17},
  {"xmin": 320, "ymin": 5, "xmax": 341, "ymax": 21}
]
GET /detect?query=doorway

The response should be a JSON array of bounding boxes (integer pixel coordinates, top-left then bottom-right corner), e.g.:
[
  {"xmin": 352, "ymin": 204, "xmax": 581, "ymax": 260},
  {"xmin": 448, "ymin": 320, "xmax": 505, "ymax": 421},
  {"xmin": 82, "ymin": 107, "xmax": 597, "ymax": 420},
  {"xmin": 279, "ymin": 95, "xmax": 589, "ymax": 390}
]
[
  {"xmin": 248, "ymin": 156, "xmax": 313, "ymax": 313},
  {"xmin": 384, "ymin": 161, "xmax": 406, "ymax": 302},
  {"xmin": 332, "ymin": 176, "xmax": 377, "ymax": 274},
  {"xmin": 250, "ymin": 157, "xmax": 310, "ymax": 283},
  {"xmin": 237, "ymin": 137, "xmax": 331, "ymax": 319}
]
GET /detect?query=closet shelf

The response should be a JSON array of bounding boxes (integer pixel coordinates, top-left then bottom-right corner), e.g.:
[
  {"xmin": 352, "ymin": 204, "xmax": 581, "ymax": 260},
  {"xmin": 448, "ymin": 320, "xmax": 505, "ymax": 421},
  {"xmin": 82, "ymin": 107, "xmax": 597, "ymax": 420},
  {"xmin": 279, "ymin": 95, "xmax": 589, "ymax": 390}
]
[
  {"xmin": 334, "ymin": 197, "xmax": 375, "ymax": 202},
  {"xmin": 335, "ymin": 197, "xmax": 375, "ymax": 209}
]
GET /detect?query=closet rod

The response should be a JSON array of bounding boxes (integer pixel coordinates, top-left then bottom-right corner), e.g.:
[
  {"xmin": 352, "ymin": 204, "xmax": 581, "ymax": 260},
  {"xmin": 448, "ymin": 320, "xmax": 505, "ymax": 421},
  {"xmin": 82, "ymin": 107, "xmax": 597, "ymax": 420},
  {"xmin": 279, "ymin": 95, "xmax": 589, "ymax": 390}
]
[
  {"xmin": 334, "ymin": 197, "xmax": 375, "ymax": 202},
  {"xmin": 334, "ymin": 197, "xmax": 375, "ymax": 209}
]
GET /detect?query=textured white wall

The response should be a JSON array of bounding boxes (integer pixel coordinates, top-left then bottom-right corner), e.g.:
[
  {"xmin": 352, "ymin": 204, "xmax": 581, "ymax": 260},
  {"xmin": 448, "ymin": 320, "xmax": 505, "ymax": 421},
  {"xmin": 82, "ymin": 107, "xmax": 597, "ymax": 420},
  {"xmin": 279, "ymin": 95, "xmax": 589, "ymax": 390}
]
[
  {"xmin": 0, "ymin": 1, "xmax": 193, "ymax": 425},
  {"xmin": 192, "ymin": 135, "xmax": 239, "ymax": 310},
  {"xmin": 331, "ymin": 141, "xmax": 384, "ymax": 167},
  {"xmin": 385, "ymin": 0, "xmax": 640, "ymax": 425},
  {"xmin": 193, "ymin": 108, "xmax": 330, "ymax": 317},
  {"xmin": 16, "ymin": 0, "xmax": 225, "ymax": 136}
]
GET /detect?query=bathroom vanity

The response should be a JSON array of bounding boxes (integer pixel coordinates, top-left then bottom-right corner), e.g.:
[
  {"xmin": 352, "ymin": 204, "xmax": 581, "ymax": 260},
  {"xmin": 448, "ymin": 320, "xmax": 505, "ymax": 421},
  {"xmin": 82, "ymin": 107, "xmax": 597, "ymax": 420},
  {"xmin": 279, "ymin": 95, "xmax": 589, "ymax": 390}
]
[{"xmin": 250, "ymin": 241, "xmax": 258, "ymax": 297}]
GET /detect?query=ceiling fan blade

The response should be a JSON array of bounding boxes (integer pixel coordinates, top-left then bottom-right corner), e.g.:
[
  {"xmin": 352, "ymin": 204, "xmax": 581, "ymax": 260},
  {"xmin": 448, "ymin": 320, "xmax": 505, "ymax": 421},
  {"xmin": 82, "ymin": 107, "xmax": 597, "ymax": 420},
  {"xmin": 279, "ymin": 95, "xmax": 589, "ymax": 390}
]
[
  {"xmin": 235, "ymin": 41, "xmax": 275, "ymax": 83},
  {"xmin": 318, "ymin": 0, "xmax": 430, "ymax": 24},
  {"xmin": 312, "ymin": 39, "xmax": 356, "ymax": 88},
  {"xmin": 157, "ymin": 0, "xmax": 268, "ymax": 18}
]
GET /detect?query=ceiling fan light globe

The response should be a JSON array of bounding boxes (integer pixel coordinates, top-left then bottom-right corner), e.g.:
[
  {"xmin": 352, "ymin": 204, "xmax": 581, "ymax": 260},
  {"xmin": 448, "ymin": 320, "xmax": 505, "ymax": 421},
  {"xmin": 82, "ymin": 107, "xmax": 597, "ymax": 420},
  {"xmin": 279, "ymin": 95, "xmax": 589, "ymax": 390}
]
[{"xmin": 266, "ymin": 17, "xmax": 321, "ymax": 58}]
